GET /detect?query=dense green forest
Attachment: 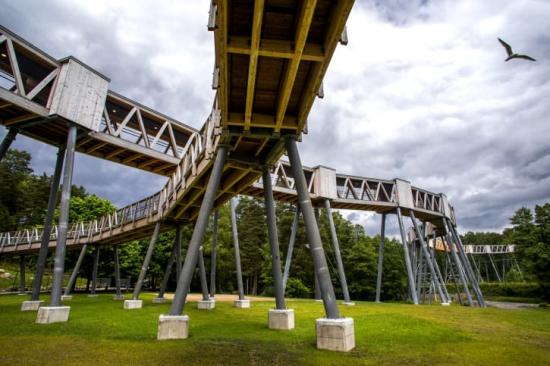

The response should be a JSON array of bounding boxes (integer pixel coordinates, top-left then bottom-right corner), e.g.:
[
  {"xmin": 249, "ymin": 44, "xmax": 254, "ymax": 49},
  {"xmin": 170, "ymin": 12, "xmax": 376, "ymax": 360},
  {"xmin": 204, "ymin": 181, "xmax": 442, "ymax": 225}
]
[{"xmin": 1, "ymin": 149, "xmax": 549, "ymax": 301}]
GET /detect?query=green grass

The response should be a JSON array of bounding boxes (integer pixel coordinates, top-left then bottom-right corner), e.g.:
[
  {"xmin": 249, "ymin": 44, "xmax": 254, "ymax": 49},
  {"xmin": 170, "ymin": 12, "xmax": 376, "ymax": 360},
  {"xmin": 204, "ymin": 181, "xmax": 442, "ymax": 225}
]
[{"xmin": 1, "ymin": 293, "xmax": 550, "ymax": 365}]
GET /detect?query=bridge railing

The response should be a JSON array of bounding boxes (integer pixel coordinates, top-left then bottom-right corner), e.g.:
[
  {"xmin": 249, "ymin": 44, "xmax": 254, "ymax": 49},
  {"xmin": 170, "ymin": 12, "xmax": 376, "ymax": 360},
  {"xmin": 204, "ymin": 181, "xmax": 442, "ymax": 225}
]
[
  {"xmin": 410, "ymin": 186, "xmax": 442, "ymax": 213},
  {"xmin": 335, "ymin": 175, "xmax": 397, "ymax": 203}
]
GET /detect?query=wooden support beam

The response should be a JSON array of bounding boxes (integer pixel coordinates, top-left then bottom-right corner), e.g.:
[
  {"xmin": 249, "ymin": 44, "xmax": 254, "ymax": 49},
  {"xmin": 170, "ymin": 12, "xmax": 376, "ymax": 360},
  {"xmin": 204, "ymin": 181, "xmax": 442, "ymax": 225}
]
[
  {"xmin": 0, "ymin": 88, "xmax": 49, "ymax": 117},
  {"xmin": 244, "ymin": 0, "xmax": 264, "ymax": 131},
  {"xmin": 4, "ymin": 113, "xmax": 38, "ymax": 126},
  {"xmin": 135, "ymin": 109, "xmax": 150, "ymax": 148},
  {"xmin": 6, "ymin": 39, "xmax": 25, "ymax": 97},
  {"xmin": 0, "ymin": 101, "xmax": 12, "ymax": 109},
  {"xmin": 254, "ymin": 137, "xmax": 269, "ymax": 157},
  {"xmin": 26, "ymin": 68, "xmax": 58, "ymax": 101},
  {"xmin": 227, "ymin": 37, "xmax": 324, "ymax": 62},
  {"xmin": 274, "ymin": 0, "xmax": 317, "ymax": 133},
  {"xmin": 114, "ymin": 107, "xmax": 136, "ymax": 136},
  {"xmin": 122, "ymin": 153, "xmax": 142, "ymax": 164},
  {"xmin": 105, "ymin": 147, "xmax": 127, "ymax": 160}
]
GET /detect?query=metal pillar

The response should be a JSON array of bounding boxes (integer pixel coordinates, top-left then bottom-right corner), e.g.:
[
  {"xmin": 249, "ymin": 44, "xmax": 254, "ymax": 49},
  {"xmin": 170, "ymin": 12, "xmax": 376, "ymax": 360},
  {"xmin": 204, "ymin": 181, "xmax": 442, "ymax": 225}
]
[
  {"xmin": 175, "ymin": 224, "xmax": 183, "ymax": 281},
  {"xmin": 90, "ymin": 247, "xmax": 100, "ymax": 295},
  {"xmin": 210, "ymin": 211, "xmax": 218, "ymax": 298},
  {"xmin": 448, "ymin": 221, "xmax": 486, "ymax": 307},
  {"xmin": 282, "ymin": 205, "xmax": 299, "ymax": 291},
  {"xmin": 31, "ymin": 146, "xmax": 65, "ymax": 301},
  {"xmin": 64, "ymin": 244, "xmax": 88, "ymax": 296},
  {"xmin": 230, "ymin": 197, "xmax": 246, "ymax": 301},
  {"xmin": 324, "ymin": 199, "xmax": 352, "ymax": 304},
  {"xmin": 263, "ymin": 166, "xmax": 286, "ymax": 310},
  {"xmin": 19, "ymin": 255, "xmax": 26, "ymax": 294},
  {"xmin": 429, "ymin": 235, "xmax": 451, "ymax": 302},
  {"xmin": 488, "ymin": 253, "xmax": 501, "ymax": 282},
  {"xmin": 169, "ymin": 145, "xmax": 228, "ymax": 315},
  {"xmin": 285, "ymin": 137, "xmax": 340, "ymax": 319},
  {"xmin": 50, "ymin": 124, "xmax": 77, "ymax": 307},
  {"xmin": 158, "ymin": 239, "xmax": 178, "ymax": 299},
  {"xmin": 442, "ymin": 221, "xmax": 473, "ymax": 306},
  {"xmin": 114, "ymin": 247, "xmax": 122, "ymax": 297},
  {"xmin": 375, "ymin": 213, "xmax": 386, "ymax": 302},
  {"xmin": 198, "ymin": 246, "xmax": 210, "ymax": 301},
  {"xmin": 409, "ymin": 212, "xmax": 448, "ymax": 303},
  {"xmin": 314, "ymin": 273, "xmax": 321, "ymax": 300},
  {"xmin": 395, "ymin": 207, "xmax": 419, "ymax": 304},
  {"xmin": 132, "ymin": 222, "xmax": 161, "ymax": 300},
  {"xmin": 0, "ymin": 127, "xmax": 18, "ymax": 161}
]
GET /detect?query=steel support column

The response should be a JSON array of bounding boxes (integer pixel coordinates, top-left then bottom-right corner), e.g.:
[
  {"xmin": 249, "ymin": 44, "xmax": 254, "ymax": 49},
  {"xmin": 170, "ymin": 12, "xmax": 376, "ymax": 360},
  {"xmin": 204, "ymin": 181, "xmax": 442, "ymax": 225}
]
[
  {"xmin": 175, "ymin": 224, "xmax": 183, "ymax": 281},
  {"xmin": 285, "ymin": 137, "xmax": 340, "ymax": 319},
  {"xmin": 49, "ymin": 124, "xmax": 78, "ymax": 307},
  {"xmin": 19, "ymin": 255, "xmax": 26, "ymax": 294},
  {"xmin": 375, "ymin": 213, "xmax": 386, "ymax": 303},
  {"xmin": 0, "ymin": 127, "xmax": 18, "ymax": 161},
  {"xmin": 158, "ymin": 238, "xmax": 179, "ymax": 299},
  {"xmin": 169, "ymin": 145, "xmax": 228, "ymax": 315},
  {"xmin": 114, "ymin": 247, "xmax": 122, "ymax": 297},
  {"xmin": 90, "ymin": 247, "xmax": 100, "ymax": 295},
  {"xmin": 263, "ymin": 166, "xmax": 286, "ymax": 310},
  {"xmin": 198, "ymin": 246, "xmax": 210, "ymax": 301},
  {"xmin": 442, "ymin": 221, "xmax": 473, "ymax": 306},
  {"xmin": 409, "ymin": 212, "xmax": 448, "ymax": 303},
  {"xmin": 132, "ymin": 222, "xmax": 161, "ymax": 300},
  {"xmin": 230, "ymin": 197, "xmax": 246, "ymax": 300},
  {"xmin": 31, "ymin": 146, "xmax": 65, "ymax": 301},
  {"xmin": 324, "ymin": 199, "xmax": 352, "ymax": 304},
  {"xmin": 64, "ymin": 244, "xmax": 87, "ymax": 297},
  {"xmin": 396, "ymin": 207, "xmax": 419, "ymax": 304},
  {"xmin": 282, "ymin": 205, "xmax": 299, "ymax": 291},
  {"xmin": 209, "ymin": 211, "xmax": 218, "ymax": 298},
  {"xmin": 448, "ymin": 221, "xmax": 486, "ymax": 307}
]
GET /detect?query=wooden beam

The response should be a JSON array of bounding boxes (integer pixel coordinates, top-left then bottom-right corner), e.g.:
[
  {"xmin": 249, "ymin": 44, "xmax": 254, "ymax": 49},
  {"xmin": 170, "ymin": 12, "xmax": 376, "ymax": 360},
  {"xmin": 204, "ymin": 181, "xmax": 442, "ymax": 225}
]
[
  {"xmin": 296, "ymin": 1, "xmax": 354, "ymax": 131},
  {"xmin": 4, "ymin": 113, "xmax": 37, "ymax": 126},
  {"xmin": 114, "ymin": 107, "xmax": 137, "ymax": 136},
  {"xmin": 274, "ymin": 0, "xmax": 317, "ymax": 132},
  {"xmin": 215, "ymin": 0, "xmax": 228, "ymax": 125},
  {"xmin": 26, "ymin": 68, "xmax": 58, "ymax": 101},
  {"xmin": 0, "ymin": 101, "xmax": 12, "ymax": 109},
  {"xmin": 244, "ymin": 0, "xmax": 264, "ymax": 131},
  {"xmin": 0, "ymin": 88, "xmax": 49, "ymax": 117},
  {"xmin": 86, "ymin": 141, "xmax": 108, "ymax": 154},
  {"xmin": 227, "ymin": 112, "xmax": 297, "ymax": 129},
  {"xmin": 227, "ymin": 37, "xmax": 324, "ymax": 62},
  {"xmin": 254, "ymin": 137, "xmax": 269, "ymax": 157},
  {"xmin": 6, "ymin": 39, "xmax": 25, "ymax": 97},
  {"xmin": 135, "ymin": 109, "xmax": 150, "ymax": 148},
  {"xmin": 105, "ymin": 147, "xmax": 127, "ymax": 160}
]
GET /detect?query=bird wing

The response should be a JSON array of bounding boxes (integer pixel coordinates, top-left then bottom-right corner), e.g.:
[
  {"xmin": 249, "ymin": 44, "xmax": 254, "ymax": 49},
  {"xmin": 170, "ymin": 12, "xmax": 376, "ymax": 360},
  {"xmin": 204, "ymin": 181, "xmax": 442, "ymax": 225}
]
[
  {"xmin": 498, "ymin": 38, "xmax": 513, "ymax": 56},
  {"xmin": 515, "ymin": 54, "xmax": 536, "ymax": 62}
]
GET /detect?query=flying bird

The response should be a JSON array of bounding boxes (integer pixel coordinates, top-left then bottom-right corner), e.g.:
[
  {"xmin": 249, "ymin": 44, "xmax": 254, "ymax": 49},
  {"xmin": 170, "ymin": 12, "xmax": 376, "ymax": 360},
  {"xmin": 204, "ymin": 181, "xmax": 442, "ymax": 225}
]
[{"xmin": 498, "ymin": 38, "xmax": 536, "ymax": 62}]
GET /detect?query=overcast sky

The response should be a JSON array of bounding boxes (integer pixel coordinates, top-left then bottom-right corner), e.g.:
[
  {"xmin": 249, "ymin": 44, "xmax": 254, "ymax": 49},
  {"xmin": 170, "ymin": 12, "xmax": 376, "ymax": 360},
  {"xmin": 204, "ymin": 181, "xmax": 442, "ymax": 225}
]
[{"xmin": 1, "ymin": 0, "xmax": 549, "ymax": 236}]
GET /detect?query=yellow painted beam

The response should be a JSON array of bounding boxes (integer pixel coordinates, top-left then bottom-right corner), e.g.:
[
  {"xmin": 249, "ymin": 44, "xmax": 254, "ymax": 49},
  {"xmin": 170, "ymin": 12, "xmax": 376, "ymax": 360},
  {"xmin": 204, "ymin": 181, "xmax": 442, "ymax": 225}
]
[{"xmin": 244, "ymin": 0, "xmax": 264, "ymax": 131}]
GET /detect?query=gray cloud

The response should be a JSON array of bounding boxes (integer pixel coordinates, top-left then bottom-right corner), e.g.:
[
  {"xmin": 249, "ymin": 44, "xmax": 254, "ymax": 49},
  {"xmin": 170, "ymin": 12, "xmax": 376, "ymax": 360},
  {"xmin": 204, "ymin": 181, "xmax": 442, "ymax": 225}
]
[{"xmin": 1, "ymin": 0, "xmax": 550, "ymax": 235}]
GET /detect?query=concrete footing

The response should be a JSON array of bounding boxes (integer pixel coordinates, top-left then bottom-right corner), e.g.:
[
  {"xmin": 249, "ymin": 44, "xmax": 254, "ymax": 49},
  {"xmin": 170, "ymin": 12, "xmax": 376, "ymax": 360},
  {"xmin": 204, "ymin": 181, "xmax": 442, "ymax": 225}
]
[
  {"xmin": 152, "ymin": 297, "xmax": 167, "ymax": 304},
  {"xmin": 315, "ymin": 299, "xmax": 323, "ymax": 302},
  {"xmin": 87, "ymin": 294, "xmax": 98, "ymax": 298},
  {"xmin": 21, "ymin": 300, "xmax": 44, "ymax": 311},
  {"xmin": 441, "ymin": 302, "xmax": 451, "ymax": 306},
  {"xmin": 36, "ymin": 306, "xmax": 71, "ymax": 324},
  {"xmin": 61, "ymin": 295, "xmax": 72, "ymax": 301},
  {"xmin": 113, "ymin": 295, "xmax": 125, "ymax": 300},
  {"xmin": 268, "ymin": 309, "xmax": 295, "ymax": 330},
  {"xmin": 234, "ymin": 299, "xmax": 250, "ymax": 308},
  {"xmin": 343, "ymin": 302, "xmax": 356, "ymax": 306},
  {"xmin": 316, "ymin": 317, "xmax": 355, "ymax": 352},
  {"xmin": 157, "ymin": 315, "xmax": 189, "ymax": 340},
  {"xmin": 198, "ymin": 299, "xmax": 216, "ymax": 310},
  {"xmin": 124, "ymin": 299, "xmax": 143, "ymax": 309}
]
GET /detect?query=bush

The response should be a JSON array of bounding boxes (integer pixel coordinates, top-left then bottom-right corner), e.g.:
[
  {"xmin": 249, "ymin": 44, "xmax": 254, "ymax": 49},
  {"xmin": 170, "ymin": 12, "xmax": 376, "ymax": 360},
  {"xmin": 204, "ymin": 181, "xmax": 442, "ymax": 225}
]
[
  {"xmin": 479, "ymin": 282, "xmax": 541, "ymax": 299},
  {"xmin": 285, "ymin": 278, "xmax": 312, "ymax": 299}
]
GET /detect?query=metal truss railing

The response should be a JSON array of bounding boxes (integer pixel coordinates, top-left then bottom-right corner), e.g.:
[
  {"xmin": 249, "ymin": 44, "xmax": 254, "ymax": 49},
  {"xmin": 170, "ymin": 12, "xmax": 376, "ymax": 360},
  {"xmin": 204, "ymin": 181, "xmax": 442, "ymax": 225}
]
[{"xmin": 464, "ymin": 244, "xmax": 516, "ymax": 254}]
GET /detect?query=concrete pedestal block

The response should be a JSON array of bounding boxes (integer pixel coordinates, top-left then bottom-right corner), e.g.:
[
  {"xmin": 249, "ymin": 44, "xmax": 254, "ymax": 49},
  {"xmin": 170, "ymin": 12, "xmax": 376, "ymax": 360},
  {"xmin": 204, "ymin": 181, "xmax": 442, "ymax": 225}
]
[
  {"xmin": 343, "ymin": 302, "xmax": 356, "ymax": 306},
  {"xmin": 316, "ymin": 318, "xmax": 355, "ymax": 352},
  {"xmin": 315, "ymin": 299, "xmax": 323, "ymax": 302},
  {"xmin": 268, "ymin": 309, "xmax": 295, "ymax": 330},
  {"xmin": 18, "ymin": 293, "xmax": 27, "ymax": 295},
  {"xmin": 87, "ymin": 294, "xmax": 98, "ymax": 297},
  {"xmin": 234, "ymin": 299, "xmax": 250, "ymax": 308},
  {"xmin": 61, "ymin": 295, "xmax": 72, "ymax": 301},
  {"xmin": 157, "ymin": 315, "xmax": 189, "ymax": 340},
  {"xmin": 152, "ymin": 297, "xmax": 167, "ymax": 304},
  {"xmin": 36, "ymin": 306, "xmax": 71, "ymax": 324},
  {"xmin": 198, "ymin": 299, "xmax": 216, "ymax": 310},
  {"xmin": 113, "ymin": 295, "xmax": 125, "ymax": 300},
  {"xmin": 441, "ymin": 302, "xmax": 451, "ymax": 306},
  {"xmin": 21, "ymin": 300, "xmax": 44, "ymax": 311},
  {"xmin": 124, "ymin": 299, "xmax": 143, "ymax": 309}
]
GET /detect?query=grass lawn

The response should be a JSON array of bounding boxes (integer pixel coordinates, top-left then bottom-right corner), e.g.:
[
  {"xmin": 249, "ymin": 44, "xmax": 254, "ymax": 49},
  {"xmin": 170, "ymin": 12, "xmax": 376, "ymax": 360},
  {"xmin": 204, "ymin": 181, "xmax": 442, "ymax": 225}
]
[{"xmin": 0, "ymin": 293, "xmax": 549, "ymax": 365}]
